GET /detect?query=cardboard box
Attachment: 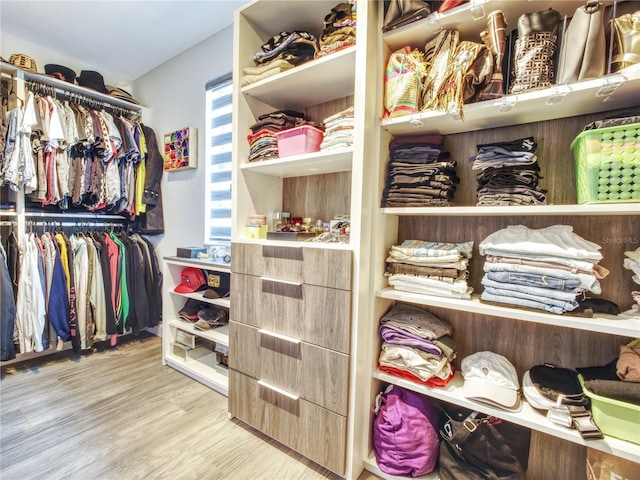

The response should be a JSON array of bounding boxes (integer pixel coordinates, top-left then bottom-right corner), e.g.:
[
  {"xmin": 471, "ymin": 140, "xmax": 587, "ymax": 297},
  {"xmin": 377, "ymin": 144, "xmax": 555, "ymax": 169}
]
[{"xmin": 176, "ymin": 247, "xmax": 207, "ymax": 258}]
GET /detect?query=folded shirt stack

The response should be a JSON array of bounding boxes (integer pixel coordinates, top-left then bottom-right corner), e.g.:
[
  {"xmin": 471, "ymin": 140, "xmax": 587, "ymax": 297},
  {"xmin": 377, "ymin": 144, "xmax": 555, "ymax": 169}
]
[
  {"xmin": 320, "ymin": 106, "xmax": 354, "ymax": 151},
  {"xmin": 317, "ymin": 2, "xmax": 356, "ymax": 59},
  {"xmin": 479, "ymin": 225, "xmax": 609, "ymax": 314},
  {"xmin": 472, "ymin": 136, "xmax": 547, "ymax": 206},
  {"xmin": 378, "ymin": 303, "xmax": 457, "ymax": 387},
  {"xmin": 381, "ymin": 134, "xmax": 459, "ymax": 207},
  {"xmin": 247, "ymin": 110, "xmax": 309, "ymax": 162},
  {"xmin": 385, "ymin": 239, "xmax": 473, "ymax": 299}
]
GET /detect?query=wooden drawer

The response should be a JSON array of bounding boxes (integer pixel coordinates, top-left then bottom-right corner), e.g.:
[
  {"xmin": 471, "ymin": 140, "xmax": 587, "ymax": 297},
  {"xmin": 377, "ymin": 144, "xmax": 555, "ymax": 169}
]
[
  {"xmin": 230, "ymin": 273, "xmax": 351, "ymax": 354},
  {"xmin": 229, "ymin": 321, "xmax": 348, "ymax": 415},
  {"xmin": 228, "ymin": 369, "xmax": 346, "ymax": 475},
  {"xmin": 231, "ymin": 242, "xmax": 352, "ymax": 290}
]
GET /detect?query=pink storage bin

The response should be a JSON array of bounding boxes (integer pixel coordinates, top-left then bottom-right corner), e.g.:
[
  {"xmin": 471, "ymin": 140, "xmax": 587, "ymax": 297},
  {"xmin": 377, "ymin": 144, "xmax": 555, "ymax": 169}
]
[{"xmin": 275, "ymin": 125, "xmax": 324, "ymax": 157}]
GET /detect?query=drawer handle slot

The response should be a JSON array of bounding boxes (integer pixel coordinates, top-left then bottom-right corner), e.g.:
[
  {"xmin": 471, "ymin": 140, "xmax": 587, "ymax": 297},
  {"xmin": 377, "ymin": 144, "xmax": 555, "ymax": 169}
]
[
  {"xmin": 262, "ymin": 245, "xmax": 303, "ymax": 260},
  {"xmin": 258, "ymin": 329, "xmax": 300, "ymax": 344},
  {"xmin": 257, "ymin": 380, "xmax": 299, "ymax": 401},
  {"xmin": 260, "ymin": 276, "xmax": 302, "ymax": 286}
]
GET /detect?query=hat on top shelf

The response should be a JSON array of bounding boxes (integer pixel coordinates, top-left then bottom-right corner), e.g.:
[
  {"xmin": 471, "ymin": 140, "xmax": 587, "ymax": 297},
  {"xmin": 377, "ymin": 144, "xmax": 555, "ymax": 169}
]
[
  {"xmin": 44, "ymin": 64, "xmax": 77, "ymax": 83},
  {"xmin": 461, "ymin": 351, "xmax": 521, "ymax": 410},
  {"xmin": 76, "ymin": 70, "xmax": 109, "ymax": 94},
  {"xmin": 106, "ymin": 85, "xmax": 140, "ymax": 105},
  {"xmin": 8, "ymin": 53, "xmax": 38, "ymax": 73}
]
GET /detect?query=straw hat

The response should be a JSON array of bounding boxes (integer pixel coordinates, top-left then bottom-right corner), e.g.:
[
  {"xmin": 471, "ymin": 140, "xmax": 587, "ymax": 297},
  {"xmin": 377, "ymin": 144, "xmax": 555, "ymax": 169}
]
[{"xmin": 9, "ymin": 53, "xmax": 38, "ymax": 73}]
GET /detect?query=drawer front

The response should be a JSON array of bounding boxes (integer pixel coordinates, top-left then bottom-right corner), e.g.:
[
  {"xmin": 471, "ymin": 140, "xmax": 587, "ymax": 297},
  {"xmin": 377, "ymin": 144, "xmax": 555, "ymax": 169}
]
[
  {"xmin": 229, "ymin": 321, "xmax": 349, "ymax": 415},
  {"xmin": 228, "ymin": 370, "xmax": 346, "ymax": 475},
  {"xmin": 230, "ymin": 274, "xmax": 351, "ymax": 354},
  {"xmin": 231, "ymin": 242, "xmax": 352, "ymax": 289}
]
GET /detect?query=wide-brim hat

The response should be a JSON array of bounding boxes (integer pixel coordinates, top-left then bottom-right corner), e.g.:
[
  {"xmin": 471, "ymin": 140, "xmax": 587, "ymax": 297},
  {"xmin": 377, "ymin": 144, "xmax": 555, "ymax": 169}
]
[
  {"xmin": 44, "ymin": 64, "xmax": 76, "ymax": 83},
  {"xmin": 106, "ymin": 85, "xmax": 140, "ymax": 105},
  {"xmin": 9, "ymin": 53, "xmax": 38, "ymax": 73},
  {"xmin": 77, "ymin": 70, "xmax": 109, "ymax": 94}
]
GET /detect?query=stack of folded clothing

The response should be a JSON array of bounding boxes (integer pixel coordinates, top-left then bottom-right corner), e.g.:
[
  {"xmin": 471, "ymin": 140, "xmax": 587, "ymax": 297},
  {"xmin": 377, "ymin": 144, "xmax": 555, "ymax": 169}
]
[
  {"xmin": 479, "ymin": 225, "xmax": 609, "ymax": 314},
  {"xmin": 320, "ymin": 106, "xmax": 355, "ymax": 150},
  {"xmin": 381, "ymin": 134, "xmax": 459, "ymax": 207},
  {"xmin": 242, "ymin": 31, "xmax": 318, "ymax": 88},
  {"xmin": 247, "ymin": 110, "xmax": 307, "ymax": 162},
  {"xmin": 624, "ymin": 247, "xmax": 640, "ymax": 309},
  {"xmin": 385, "ymin": 239, "xmax": 473, "ymax": 299},
  {"xmin": 317, "ymin": 2, "xmax": 357, "ymax": 59},
  {"xmin": 472, "ymin": 136, "xmax": 547, "ymax": 206},
  {"xmin": 378, "ymin": 303, "xmax": 457, "ymax": 387}
]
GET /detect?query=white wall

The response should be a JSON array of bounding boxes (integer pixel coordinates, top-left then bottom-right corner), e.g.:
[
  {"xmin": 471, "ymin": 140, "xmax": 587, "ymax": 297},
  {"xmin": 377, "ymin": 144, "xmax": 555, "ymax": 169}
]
[
  {"xmin": 132, "ymin": 25, "xmax": 234, "ymax": 261},
  {"xmin": 1, "ymin": 32, "xmax": 132, "ymax": 89}
]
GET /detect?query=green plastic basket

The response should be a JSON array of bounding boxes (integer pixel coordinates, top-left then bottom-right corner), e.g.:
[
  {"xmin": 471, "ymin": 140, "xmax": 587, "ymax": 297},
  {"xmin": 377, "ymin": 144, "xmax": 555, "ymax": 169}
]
[
  {"xmin": 570, "ymin": 123, "xmax": 640, "ymax": 204},
  {"xmin": 579, "ymin": 375, "xmax": 640, "ymax": 445}
]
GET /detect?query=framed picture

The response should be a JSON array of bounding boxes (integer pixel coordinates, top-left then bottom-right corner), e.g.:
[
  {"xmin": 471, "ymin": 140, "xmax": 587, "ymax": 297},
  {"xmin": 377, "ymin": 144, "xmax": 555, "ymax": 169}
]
[{"xmin": 163, "ymin": 126, "xmax": 197, "ymax": 171}]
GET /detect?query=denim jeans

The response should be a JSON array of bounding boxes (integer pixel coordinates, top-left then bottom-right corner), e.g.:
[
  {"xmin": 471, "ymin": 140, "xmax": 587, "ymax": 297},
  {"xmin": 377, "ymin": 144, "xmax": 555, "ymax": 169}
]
[
  {"xmin": 484, "ymin": 262, "xmax": 601, "ymax": 293},
  {"xmin": 480, "ymin": 291, "xmax": 573, "ymax": 314},
  {"xmin": 485, "ymin": 270, "xmax": 581, "ymax": 292}
]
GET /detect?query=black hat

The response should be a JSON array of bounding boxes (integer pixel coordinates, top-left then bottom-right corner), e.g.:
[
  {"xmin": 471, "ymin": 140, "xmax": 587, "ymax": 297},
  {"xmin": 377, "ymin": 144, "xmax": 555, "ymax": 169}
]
[
  {"xmin": 44, "ymin": 64, "xmax": 76, "ymax": 83},
  {"xmin": 77, "ymin": 70, "xmax": 108, "ymax": 94}
]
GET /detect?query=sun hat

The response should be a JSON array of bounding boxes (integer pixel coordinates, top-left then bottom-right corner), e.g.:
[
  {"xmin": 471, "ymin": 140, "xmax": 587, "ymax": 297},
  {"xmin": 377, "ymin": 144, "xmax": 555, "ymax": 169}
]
[
  {"xmin": 461, "ymin": 351, "xmax": 521, "ymax": 410},
  {"xmin": 9, "ymin": 53, "xmax": 38, "ymax": 73},
  {"xmin": 106, "ymin": 85, "xmax": 140, "ymax": 105},
  {"xmin": 174, "ymin": 267, "xmax": 207, "ymax": 294},
  {"xmin": 76, "ymin": 70, "xmax": 109, "ymax": 94},
  {"xmin": 44, "ymin": 64, "xmax": 77, "ymax": 83}
]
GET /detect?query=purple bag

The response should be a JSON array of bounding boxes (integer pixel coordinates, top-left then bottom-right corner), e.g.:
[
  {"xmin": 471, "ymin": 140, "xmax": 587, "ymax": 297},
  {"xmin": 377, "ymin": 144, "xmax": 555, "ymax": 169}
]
[{"xmin": 373, "ymin": 385, "xmax": 441, "ymax": 477}]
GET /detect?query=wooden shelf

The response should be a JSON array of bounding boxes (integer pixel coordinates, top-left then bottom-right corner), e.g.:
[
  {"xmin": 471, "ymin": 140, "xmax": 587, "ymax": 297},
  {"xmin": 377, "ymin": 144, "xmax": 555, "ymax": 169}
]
[
  {"xmin": 380, "ymin": 65, "xmax": 640, "ymax": 136},
  {"xmin": 163, "ymin": 256, "xmax": 230, "ymax": 272},
  {"xmin": 374, "ymin": 370, "xmax": 640, "ymax": 464},
  {"xmin": 377, "ymin": 288, "xmax": 640, "ymax": 338},
  {"xmin": 240, "ymin": 147, "xmax": 353, "ymax": 178},
  {"xmin": 381, "ymin": 203, "xmax": 640, "ymax": 217},
  {"xmin": 168, "ymin": 319, "xmax": 229, "ymax": 347},
  {"xmin": 241, "ymin": 47, "xmax": 356, "ymax": 110}
]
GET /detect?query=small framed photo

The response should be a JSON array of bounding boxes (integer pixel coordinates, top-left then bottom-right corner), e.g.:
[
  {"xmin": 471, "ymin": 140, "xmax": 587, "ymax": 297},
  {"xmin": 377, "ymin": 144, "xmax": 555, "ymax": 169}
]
[{"xmin": 163, "ymin": 126, "xmax": 197, "ymax": 171}]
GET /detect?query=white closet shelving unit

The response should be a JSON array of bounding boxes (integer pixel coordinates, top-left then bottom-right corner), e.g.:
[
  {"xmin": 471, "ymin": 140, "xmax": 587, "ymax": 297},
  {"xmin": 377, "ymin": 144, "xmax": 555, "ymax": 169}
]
[
  {"xmin": 363, "ymin": 1, "xmax": 640, "ymax": 479},
  {"xmin": 161, "ymin": 257, "xmax": 230, "ymax": 396}
]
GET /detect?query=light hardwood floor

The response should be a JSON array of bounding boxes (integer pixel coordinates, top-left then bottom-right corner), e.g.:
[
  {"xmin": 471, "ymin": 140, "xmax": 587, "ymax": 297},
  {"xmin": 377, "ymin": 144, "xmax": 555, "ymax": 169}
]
[{"xmin": 0, "ymin": 332, "xmax": 381, "ymax": 480}]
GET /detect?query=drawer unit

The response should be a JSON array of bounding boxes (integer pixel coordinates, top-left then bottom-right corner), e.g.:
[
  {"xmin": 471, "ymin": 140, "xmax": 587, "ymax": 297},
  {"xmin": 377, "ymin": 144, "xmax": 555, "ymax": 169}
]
[
  {"xmin": 231, "ymin": 242, "xmax": 352, "ymax": 290},
  {"xmin": 228, "ymin": 369, "xmax": 347, "ymax": 475},
  {"xmin": 229, "ymin": 321, "xmax": 349, "ymax": 415},
  {"xmin": 230, "ymin": 273, "xmax": 351, "ymax": 354}
]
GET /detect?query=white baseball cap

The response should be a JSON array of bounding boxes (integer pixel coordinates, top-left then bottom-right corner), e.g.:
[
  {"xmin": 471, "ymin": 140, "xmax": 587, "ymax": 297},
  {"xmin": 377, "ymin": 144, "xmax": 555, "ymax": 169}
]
[{"xmin": 461, "ymin": 351, "xmax": 520, "ymax": 410}]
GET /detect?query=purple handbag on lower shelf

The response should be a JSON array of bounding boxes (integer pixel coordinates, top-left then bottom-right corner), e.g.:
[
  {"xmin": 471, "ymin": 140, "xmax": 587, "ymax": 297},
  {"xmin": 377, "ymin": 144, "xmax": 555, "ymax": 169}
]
[{"xmin": 373, "ymin": 385, "xmax": 441, "ymax": 477}]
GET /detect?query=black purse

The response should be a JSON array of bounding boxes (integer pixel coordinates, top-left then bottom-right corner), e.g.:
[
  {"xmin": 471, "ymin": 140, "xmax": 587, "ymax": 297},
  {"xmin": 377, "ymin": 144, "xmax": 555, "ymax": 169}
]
[
  {"xmin": 438, "ymin": 406, "xmax": 529, "ymax": 480},
  {"xmin": 383, "ymin": 0, "xmax": 432, "ymax": 32}
]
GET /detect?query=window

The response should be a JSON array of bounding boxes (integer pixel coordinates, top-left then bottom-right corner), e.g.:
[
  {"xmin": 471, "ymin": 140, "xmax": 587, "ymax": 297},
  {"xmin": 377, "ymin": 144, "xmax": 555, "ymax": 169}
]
[{"xmin": 204, "ymin": 74, "xmax": 233, "ymax": 246}]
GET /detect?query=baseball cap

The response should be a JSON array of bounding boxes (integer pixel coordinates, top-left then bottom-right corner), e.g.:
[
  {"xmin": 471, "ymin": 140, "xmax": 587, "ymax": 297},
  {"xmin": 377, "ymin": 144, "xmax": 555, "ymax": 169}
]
[
  {"xmin": 461, "ymin": 351, "xmax": 520, "ymax": 410},
  {"xmin": 174, "ymin": 267, "xmax": 206, "ymax": 293}
]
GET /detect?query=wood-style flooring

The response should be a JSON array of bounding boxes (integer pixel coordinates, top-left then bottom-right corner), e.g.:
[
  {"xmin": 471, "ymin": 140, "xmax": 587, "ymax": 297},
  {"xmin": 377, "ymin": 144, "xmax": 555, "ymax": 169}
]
[{"xmin": 0, "ymin": 332, "xmax": 381, "ymax": 480}]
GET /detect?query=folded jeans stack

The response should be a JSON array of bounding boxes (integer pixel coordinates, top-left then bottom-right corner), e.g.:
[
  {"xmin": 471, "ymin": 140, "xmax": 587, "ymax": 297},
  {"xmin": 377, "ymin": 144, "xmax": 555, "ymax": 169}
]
[
  {"xmin": 320, "ymin": 106, "xmax": 355, "ymax": 150},
  {"xmin": 385, "ymin": 239, "xmax": 473, "ymax": 299},
  {"xmin": 472, "ymin": 136, "xmax": 547, "ymax": 206},
  {"xmin": 381, "ymin": 134, "xmax": 459, "ymax": 207},
  {"xmin": 378, "ymin": 303, "xmax": 457, "ymax": 387},
  {"xmin": 479, "ymin": 225, "xmax": 609, "ymax": 314}
]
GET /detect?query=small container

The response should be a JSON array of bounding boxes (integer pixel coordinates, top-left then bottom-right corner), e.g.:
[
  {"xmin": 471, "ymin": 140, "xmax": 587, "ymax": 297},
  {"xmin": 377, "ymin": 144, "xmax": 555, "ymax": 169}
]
[
  {"xmin": 275, "ymin": 125, "xmax": 324, "ymax": 157},
  {"xmin": 271, "ymin": 211, "xmax": 290, "ymax": 231}
]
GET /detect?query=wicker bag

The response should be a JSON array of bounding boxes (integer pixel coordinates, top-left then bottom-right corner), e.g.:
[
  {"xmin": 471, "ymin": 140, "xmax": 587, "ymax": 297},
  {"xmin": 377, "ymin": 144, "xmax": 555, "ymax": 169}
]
[
  {"xmin": 384, "ymin": 46, "xmax": 426, "ymax": 118},
  {"xmin": 8, "ymin": 53, "xmax": 38, "ymax": 73}
]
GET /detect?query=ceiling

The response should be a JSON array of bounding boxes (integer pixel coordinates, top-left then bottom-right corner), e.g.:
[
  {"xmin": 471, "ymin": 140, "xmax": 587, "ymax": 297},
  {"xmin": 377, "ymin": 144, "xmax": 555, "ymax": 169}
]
[{"xmin": 0, "ymin": 0, "xmax": 247, "ymax": 80}]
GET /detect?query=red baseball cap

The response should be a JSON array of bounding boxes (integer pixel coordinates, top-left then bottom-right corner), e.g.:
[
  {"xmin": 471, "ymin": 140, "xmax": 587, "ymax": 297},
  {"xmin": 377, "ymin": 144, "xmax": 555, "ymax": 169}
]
[{"xmin": 174, "ymin": 267, "xmax": 206, "ymax": 293}]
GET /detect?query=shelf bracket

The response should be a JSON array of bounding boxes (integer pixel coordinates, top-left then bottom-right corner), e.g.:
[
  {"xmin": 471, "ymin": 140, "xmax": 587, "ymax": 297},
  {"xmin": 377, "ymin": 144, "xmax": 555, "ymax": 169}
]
[
  {"xmin": 546, "ymin": 84, "xmax": 572, "ymax": 105},
  {"xmin": 596, "ymin": 73, "xmax": 625, "ymax": 98},
  {"xmin": 496, "ymin": 95, "xmax": 517, "ymax": 113},
  {"xmin": 469, "ymin": 0, "xmax": 486, "ymax": 20}
]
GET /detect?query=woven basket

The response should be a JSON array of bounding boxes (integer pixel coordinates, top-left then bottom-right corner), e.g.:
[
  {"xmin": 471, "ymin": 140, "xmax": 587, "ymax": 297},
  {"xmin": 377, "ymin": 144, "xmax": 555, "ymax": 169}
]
[{"xmin": 9, "ymin": 53, "xmax": 38, "ymax": 73}]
